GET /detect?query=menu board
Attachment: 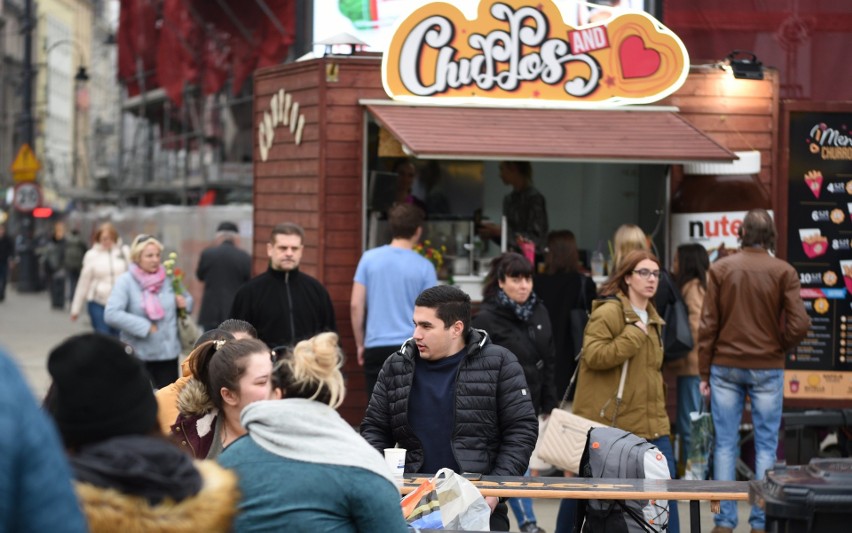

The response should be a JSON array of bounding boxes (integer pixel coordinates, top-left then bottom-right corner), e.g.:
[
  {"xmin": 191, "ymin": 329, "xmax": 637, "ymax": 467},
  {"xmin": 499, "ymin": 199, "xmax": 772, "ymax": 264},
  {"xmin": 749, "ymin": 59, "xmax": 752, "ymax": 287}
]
[{"xmin": 786, "ymin": 110, "xmax": 852, "ymax": 392}]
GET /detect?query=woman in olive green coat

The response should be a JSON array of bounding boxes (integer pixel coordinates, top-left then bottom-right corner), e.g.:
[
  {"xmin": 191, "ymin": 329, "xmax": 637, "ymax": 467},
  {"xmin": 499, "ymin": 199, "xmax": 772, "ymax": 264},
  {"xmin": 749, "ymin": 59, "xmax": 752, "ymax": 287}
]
[{"xmin": 559, "ymin": 249, "xmax": 680, "ymax": 533}]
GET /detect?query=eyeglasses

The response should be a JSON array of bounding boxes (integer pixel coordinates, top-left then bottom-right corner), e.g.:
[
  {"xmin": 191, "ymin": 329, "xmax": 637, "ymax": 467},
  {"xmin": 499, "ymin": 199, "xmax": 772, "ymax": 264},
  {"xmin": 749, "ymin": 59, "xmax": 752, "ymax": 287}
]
[
  {"xmin": 633, "ymin": 269, "xmax": 661, "ymax": 280},
  {"xmin": 134, "ymin": 234, "xmax": 155, "ymax": 245}
]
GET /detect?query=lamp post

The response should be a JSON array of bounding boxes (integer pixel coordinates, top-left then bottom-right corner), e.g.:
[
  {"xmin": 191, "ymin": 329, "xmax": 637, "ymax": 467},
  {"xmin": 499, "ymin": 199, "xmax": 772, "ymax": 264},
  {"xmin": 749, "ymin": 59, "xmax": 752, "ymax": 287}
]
[{"xmin": 43, "ymin": 39, "xmax": 89, "ymax": 192}]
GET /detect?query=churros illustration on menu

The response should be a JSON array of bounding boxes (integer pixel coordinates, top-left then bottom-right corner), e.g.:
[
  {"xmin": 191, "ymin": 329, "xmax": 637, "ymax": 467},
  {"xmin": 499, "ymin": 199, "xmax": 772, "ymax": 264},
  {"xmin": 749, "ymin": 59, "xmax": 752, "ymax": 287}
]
[
  {"xmin": 800, "ymin": 228, "xmax": 828, "ymax": 259},
  {"xmin": 804, "ymin": 170, "xmax": 823, "ymax": 198}
]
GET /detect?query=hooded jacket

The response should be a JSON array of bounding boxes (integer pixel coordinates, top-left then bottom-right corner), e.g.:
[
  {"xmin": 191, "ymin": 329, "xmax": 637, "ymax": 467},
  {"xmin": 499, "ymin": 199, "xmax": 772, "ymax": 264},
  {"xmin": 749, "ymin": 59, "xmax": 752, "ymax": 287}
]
[
  {"xmin": 360, "ymin": 329, "xmax": 538, "ymax": 477},
  {"xmin": 71, "ymin": 435, "xmax": 237, "ymax": 532},
  {"xmin": 170, "ymin": 378, "xmax": 218, "ymax": 459},
  {"xmin": 573, "ymin": 293, "xmax": 670, "ymax": 440}
]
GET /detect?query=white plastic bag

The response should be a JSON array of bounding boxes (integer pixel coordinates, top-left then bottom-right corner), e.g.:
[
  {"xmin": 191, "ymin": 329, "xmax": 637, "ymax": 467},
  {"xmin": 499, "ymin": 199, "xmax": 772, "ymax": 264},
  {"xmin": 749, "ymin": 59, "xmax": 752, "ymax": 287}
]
[{"xmin": 401, "ymin": 468, "xmax": 491, "ymax": 530}]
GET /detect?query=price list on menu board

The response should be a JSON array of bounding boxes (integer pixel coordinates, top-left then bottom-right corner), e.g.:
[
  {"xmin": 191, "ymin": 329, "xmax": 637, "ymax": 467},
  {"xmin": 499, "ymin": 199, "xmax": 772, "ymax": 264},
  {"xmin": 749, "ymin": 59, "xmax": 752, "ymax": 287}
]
[{"xmin": 785, "ymin": 110, "xmax": 852, "ymax": 400}]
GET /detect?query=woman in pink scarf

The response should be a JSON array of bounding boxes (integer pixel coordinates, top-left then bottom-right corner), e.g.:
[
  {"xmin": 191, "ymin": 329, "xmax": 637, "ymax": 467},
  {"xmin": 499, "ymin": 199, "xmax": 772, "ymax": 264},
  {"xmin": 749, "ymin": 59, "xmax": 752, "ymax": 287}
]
[{"xmin": 105, "ymin": 234, "xmax": 193, "ymax": 388}]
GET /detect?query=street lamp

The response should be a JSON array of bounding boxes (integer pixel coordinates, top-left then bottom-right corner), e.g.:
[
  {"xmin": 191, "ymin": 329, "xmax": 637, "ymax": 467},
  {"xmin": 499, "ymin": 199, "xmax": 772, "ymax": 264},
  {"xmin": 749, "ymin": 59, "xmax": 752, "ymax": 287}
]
[{"xmin": 42, "ymin": 39, "xmax": 90, "ymax": 192}]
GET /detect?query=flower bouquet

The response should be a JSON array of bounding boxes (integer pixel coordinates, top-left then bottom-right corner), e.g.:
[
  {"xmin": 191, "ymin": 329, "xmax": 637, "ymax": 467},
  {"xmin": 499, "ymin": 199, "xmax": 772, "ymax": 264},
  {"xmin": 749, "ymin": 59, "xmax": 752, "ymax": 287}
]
[
  {"xmin": 414, "ymin": 240, "xmax": 446, "ymax": 271},
  {"xmin": 163, "ymin": 252, "xmax": 199, "ymax": 351}
]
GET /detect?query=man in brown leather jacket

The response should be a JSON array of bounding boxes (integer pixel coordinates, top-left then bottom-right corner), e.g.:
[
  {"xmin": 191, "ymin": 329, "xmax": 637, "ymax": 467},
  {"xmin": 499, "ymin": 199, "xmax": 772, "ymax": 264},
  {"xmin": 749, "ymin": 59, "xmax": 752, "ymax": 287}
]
[{"xmin": 698, "ymin": 209, "xmax": 810, "ymax": 533}]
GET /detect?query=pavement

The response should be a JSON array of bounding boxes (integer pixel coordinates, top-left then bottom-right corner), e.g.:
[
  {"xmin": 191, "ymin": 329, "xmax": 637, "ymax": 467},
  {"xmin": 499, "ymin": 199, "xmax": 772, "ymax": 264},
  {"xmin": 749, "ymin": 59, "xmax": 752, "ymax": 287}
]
[{"xmin": 0, "ymin": 285, "xmax": 754, "ymax": 532}]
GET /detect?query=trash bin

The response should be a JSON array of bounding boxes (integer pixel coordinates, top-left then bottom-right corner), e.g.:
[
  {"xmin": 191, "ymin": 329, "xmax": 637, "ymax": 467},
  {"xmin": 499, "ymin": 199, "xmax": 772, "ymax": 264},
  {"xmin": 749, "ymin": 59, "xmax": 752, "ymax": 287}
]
[{"xmin": 749, "ymin": 458, "xmax": 852, "ymax": 533}]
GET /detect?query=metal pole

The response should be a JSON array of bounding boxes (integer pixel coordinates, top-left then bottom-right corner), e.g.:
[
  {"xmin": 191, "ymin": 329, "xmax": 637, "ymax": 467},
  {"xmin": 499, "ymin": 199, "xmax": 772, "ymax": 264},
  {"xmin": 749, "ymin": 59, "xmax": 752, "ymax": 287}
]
[{"xmin": 16, "ymin": 0, "xmax": 39, "ymax": 292}]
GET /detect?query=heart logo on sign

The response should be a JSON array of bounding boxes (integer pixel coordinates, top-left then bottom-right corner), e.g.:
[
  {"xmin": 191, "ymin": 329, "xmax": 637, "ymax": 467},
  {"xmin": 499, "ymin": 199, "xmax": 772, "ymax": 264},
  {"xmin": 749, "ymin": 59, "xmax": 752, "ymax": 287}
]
[{"xmin": 619, "ymin": 35, "xmax": 661, "ymax": 79}]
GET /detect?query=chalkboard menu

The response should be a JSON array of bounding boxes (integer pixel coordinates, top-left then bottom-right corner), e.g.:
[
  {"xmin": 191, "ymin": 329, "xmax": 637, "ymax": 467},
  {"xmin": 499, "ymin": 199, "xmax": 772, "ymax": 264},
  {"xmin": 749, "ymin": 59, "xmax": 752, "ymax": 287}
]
[{"xmin": 785, "ymin": 109, "xmax": 852, "ymax": 399}]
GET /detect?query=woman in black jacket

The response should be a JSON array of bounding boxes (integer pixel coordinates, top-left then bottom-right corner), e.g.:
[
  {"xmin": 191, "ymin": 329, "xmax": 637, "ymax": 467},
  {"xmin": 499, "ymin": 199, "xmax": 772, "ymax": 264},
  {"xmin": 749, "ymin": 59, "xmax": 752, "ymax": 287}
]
[{"xmin": 472, "ymin": 252, "xmax": 556, "ymax": 533}]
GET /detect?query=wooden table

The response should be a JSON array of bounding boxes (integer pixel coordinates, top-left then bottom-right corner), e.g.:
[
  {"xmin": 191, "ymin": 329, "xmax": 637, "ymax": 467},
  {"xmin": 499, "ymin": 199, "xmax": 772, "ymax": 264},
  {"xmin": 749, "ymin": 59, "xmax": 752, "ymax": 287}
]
[{"xmin": 402, "ymin": 475, "xmax": 749, "ymax": 533}]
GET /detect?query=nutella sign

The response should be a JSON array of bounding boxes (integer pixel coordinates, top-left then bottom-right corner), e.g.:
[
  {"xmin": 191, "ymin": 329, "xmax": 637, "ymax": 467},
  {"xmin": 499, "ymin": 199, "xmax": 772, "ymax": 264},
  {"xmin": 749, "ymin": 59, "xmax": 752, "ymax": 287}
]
[
  {"xmin": 671, "ymin": 211, "xmax": 774, "ymax": 262},
  {"xmin": 382, "ymin": 0, "xmax": 689, "ymax": 107}
]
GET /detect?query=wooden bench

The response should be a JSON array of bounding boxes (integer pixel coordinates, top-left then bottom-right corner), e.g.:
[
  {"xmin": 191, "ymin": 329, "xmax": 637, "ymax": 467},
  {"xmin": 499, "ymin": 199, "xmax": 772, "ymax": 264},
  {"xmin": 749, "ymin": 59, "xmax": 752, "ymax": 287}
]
[{"xmin": 402, "ymin": 475, "xmax": 749, "ymax": 533}]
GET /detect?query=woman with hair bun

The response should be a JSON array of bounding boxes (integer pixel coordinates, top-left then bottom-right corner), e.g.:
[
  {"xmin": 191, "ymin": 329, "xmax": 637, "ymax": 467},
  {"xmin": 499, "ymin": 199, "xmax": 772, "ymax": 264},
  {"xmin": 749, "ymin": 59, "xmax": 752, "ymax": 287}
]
[
  {"xmin": 170, "ymin": 337, "xmax": 273, "ymax": 459},
  {"xmin": 218, "ymin": 332, "xmax": 409, "ymax": 533}
]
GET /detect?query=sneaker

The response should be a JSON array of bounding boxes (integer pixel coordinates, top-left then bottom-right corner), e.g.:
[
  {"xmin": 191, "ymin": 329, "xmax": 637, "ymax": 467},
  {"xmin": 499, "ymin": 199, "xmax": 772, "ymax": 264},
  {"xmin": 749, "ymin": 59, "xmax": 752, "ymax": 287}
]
[
  {"xmin": 519, "ymin": 522, "xmax": 546, "ymax": 533},
  {"xmin": 710, "ymin": 527, "xmax": 733, "ymax": 533}
]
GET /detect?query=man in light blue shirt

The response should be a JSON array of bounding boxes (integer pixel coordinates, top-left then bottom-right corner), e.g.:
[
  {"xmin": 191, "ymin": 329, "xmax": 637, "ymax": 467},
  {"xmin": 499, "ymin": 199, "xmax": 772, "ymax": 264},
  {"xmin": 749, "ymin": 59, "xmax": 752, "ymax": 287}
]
[{"xmin": 351, "ymin": 203, "xmax": 437, "ymax": 400}]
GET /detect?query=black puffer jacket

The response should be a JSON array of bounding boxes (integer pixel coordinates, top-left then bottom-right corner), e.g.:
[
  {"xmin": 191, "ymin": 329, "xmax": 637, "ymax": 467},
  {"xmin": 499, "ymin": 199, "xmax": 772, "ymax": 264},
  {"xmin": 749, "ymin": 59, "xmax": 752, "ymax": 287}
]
[
  {"xmin": 472, "ymin": 298, "xmax": 558, "ymax": 415},
  {"xmin": 360, "ymin": 329, "xmax": 538, "ymax": 477}
]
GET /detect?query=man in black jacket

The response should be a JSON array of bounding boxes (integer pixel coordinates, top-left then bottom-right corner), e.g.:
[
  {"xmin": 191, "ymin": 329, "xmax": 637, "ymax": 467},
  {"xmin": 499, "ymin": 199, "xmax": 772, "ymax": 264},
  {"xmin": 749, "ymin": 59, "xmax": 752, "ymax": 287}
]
[
  {"xmin": 196, "ymin": 221, "xmax": 252, "ymax": 331},
  {"xmin": 360, "ymin": 285, "xmax": 537, "ymax": 531},
  {"xmin": 230, "ymin": 223, "xmax": 336, "ymax": 348}
]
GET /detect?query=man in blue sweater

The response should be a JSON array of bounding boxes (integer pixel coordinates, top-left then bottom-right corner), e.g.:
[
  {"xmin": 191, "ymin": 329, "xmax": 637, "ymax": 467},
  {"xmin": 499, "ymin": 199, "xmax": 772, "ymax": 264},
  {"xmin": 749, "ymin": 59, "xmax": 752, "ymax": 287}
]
[{"xmin": 361, "ymin": 285, "xmax": 538, "ymax": 531}]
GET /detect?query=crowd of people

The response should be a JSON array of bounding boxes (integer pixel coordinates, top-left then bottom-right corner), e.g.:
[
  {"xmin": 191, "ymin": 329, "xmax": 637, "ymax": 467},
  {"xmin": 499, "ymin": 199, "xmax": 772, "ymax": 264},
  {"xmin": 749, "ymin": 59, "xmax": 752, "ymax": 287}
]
[{"xmin": 0, "ymin": 207, "xmax": 809, "ymax": 533}]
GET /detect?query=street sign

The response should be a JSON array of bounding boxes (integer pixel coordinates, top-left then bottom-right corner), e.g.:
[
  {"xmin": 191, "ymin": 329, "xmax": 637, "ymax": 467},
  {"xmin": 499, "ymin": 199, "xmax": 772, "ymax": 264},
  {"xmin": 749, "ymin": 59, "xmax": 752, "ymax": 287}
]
[
  {"xmin": 10, "ymin": 144, "xmax": 40, "ymax": 182},
  {"xmin": 13, "ymin": 182, "xmax": 41, "ymax": 212}
]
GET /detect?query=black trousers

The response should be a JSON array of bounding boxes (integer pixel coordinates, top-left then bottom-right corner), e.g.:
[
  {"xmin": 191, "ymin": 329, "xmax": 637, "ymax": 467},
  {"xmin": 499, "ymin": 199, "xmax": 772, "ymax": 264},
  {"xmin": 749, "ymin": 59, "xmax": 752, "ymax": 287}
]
[
  {"xmin": 144, "ymin": 359, "xmax": 179, "ymax": 389},
  {"xmin": 490, "ymin": 501, "xmax": 510, "ymax": 531}
]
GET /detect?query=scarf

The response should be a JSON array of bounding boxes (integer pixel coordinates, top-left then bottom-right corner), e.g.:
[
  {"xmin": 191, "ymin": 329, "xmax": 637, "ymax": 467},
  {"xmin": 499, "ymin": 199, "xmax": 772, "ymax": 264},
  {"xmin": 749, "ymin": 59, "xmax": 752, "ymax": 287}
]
[
  {"xmin": 130, "ymin": 263, "xmax": 166, "ymax": 321},
  {"xmin": 71, "ymin": 435, "xmax": 202, "ymax": 504},
  {"xmin": 496, "ymin": 288, "xmax": 538, "ymax": 322},
  {"xmin": 241, "ymin": 399, "xmax": 398, "ymax": 489}
]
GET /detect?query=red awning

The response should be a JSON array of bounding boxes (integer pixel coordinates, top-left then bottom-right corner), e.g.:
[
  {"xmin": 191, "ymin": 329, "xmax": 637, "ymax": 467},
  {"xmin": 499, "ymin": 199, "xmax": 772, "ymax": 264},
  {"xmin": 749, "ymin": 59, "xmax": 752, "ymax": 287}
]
[{"xmin": 364, "ymin": 102, "xmax": 736, "ymax": 163}]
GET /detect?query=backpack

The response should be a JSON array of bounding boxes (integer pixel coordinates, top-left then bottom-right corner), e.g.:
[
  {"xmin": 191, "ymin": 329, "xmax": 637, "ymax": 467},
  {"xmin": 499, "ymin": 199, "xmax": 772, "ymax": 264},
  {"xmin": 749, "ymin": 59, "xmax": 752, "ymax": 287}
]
[{"xmin": 575, "ymin": 426, "xmax": 671, "ymax": 533}]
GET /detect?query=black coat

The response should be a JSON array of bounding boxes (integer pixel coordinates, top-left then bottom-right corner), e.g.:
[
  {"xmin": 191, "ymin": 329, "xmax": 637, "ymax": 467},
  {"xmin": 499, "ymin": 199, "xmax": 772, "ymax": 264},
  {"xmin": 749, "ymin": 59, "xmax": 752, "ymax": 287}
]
[
  {"xmin": 472, "ymin": 298, "xmax": 558, "ymax": 415},
  {"xmin": 533, "ymin": 272, "xmax": 597, "ymax": 399},
  {"xmin": 229, "ymin": 267, "xmax": 336, "ymax": 348},
  {"xmin": 360, "ymin": 329, "xmax": 538, "ymax": 477},
  {"xmin": 196, "ymin": 240, "xmax": 251, "ymax": 328}
]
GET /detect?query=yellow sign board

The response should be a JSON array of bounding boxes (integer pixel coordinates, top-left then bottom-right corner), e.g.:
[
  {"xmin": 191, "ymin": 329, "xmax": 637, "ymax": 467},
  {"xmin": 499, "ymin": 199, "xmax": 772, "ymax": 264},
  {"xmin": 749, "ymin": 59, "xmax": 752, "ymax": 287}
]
[
  {"xmin": 10, "ymin": 144, "xmax": 40, "ymax": 182},
  {"xmin": 383, "ymin": 0, "xmax": 690, "ymax": 107},
  {"xmin": 784, "ymin": 370, "xmax": 852, "ymax": 400}
]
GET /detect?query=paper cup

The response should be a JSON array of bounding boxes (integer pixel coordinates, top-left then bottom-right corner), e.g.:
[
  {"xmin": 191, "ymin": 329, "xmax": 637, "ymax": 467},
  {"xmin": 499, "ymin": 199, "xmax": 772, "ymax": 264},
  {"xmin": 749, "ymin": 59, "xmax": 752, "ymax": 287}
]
[
  {"xmin": 841, "ymin": 260, "xmax": 852, "ymax": 293},
  {"xmin": 800, "ymin": 228, "xmax": 828, "ymax": 259},
  {"xmin": 384, "ymin": 447, "xmax": 406, "ymax": 486}
]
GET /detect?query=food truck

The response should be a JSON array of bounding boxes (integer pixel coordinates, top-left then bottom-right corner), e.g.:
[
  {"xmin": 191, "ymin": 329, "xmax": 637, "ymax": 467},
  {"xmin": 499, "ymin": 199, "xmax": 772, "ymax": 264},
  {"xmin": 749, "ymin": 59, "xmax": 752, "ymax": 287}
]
[{"xmin": 251, "ymin": 0, "xmax": 849, "ymax": 438}]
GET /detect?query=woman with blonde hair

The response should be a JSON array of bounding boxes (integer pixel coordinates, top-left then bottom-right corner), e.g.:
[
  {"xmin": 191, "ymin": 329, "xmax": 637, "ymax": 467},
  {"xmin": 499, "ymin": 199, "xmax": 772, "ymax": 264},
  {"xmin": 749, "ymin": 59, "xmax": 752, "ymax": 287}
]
[
  {"xmin": 219, "ymin": 332, "xmax": 408, "ymax": 532},
  {"xmin": 612, "ymin": 223, "xmax": 649, "ymax": 271},
  {"xmin": 105, "ymin": 234, "xmax": 193, "ymax": 387},
  {"xmin": 70, "ymin": 222, "xmax": 129, "ymax": 336}
]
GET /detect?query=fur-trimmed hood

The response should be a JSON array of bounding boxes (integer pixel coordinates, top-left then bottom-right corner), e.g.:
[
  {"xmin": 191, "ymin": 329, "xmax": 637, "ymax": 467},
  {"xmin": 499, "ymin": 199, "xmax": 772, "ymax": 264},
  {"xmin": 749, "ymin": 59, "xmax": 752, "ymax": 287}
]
[
  {"xmin": 177, "ymin": 377, "xmax": 215, "ymax": 416},
  {"xmin": 76, "ymin": 459, "xmax": 239, "ymax": 533}
]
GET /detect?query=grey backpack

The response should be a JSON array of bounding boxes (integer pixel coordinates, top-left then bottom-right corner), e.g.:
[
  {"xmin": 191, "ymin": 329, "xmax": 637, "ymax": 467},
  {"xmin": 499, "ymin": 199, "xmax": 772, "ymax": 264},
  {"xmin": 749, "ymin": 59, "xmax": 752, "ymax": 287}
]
[{"xmin": 575, "ymin": 426, "xmax": 671, "ymax": 532}]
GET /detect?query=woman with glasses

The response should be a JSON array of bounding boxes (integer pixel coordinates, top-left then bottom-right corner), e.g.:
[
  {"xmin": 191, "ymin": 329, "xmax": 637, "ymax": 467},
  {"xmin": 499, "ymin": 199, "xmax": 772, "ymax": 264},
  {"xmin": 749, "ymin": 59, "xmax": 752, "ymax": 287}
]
[
  {"xmin": 218, "ymin": 332, "xmax": 409, "ymax": 532},
  {"xmin": 555, "ymin": 249, "xmax": 680, "ymax": 533},
  {"xmin": 69, "ymin": 222, "xmax": 129, "ymax": 337},
  {"xmin": 105, "ymin": 234, "xmax": 193, "ymax": 388},
  {"xmin": 170, "ymin": 338, "xmax": 273, "ymax": 459}
]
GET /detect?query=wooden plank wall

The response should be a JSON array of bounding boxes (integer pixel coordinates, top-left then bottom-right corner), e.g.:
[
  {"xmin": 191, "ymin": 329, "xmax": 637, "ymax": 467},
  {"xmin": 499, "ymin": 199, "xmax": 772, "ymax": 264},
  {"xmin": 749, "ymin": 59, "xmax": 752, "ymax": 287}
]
[
  {"xmin": 253, "ymin": 55, "xmax": 387, "ymax": 425},
  {"xmin": 663, "ymin": 66, "xmax": 780, "ymax": 202}
]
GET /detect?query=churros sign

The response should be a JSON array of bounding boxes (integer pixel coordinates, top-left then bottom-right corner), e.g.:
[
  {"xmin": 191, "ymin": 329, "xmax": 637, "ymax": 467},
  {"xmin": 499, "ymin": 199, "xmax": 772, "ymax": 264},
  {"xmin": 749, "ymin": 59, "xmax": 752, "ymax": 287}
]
[{"xmin": 382, "ymin": 0, "xmax": 689, "ymax": 107}]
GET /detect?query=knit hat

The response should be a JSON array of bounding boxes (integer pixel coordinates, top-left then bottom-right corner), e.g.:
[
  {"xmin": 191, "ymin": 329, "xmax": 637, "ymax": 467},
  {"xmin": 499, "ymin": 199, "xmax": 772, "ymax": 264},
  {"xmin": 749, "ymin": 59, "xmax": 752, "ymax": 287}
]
[
  {"xmin": 216, "ymin": 221, "xmax": 239, "ymax": 233},
  {"xmin": 47, "ymin": 333, "xmax": 159, "ymax": 447}
]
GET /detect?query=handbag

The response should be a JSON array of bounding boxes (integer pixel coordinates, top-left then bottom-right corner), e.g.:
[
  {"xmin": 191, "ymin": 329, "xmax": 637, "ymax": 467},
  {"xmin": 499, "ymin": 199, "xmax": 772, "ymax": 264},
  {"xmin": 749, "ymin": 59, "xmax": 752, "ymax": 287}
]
[
  {"xmin": 661, "ymin": 272, "xmax": 694, "ymax": 362},
  {"xmin": 538, "ymin": 354, "xmax": 629, "ymax": 474},
  {"xmin": 177, "ymin": 313, "xmax": 201, "ymax": 353}
]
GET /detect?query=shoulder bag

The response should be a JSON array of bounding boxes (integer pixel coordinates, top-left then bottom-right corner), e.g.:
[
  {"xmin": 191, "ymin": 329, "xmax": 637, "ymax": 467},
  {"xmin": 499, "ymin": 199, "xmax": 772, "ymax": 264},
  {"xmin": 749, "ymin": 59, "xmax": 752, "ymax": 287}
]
[
  {"xmin": 661, "ymin": 272, "xmax": 694, "ymax": 362},
  {"xmin": 537, "ymin": 353, "xmax": 629, "ymax": 474},
  {"xmin": 177, "ymin": 313, "xmax": 201, "ymax": 353}
]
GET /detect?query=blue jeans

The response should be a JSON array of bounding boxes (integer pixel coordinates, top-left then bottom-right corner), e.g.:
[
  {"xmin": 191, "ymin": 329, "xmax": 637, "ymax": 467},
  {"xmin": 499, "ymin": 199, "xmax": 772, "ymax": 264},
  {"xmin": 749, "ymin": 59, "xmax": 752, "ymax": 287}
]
[
  {"xmin": 88, "ymin": 301, "xmax": 120, "ymax": 337},
  {"xmin": 508, "ymin": 469, "xmax": 537, "ymax": 526},
  {"xmin": 677, "ymin": 375, "xmax": 703, "ymax": 460},
  {"xmin": 555, "ymin": 436, "xmax": 680, "ymax": 533},
  {"xmin": 710, "ymin": 365, "xmax": 784, "ymax": 530}
]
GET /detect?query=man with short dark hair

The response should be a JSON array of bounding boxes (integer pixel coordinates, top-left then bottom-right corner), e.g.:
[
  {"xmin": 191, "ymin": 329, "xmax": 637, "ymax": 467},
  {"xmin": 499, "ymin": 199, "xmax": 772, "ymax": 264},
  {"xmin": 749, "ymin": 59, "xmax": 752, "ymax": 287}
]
[
  {"xmin": 361, "ymin": 285, "xmax": 538, "ymax": 531},
  {"xmin": 699, "ymin": 209, "xmax": 810, "ymax": 533},
  {"xmin": 230, "ymin": 222, "xmax": 336, "ymax": 348},
  {"xmin": 351, "ymin": 203, "xmax": 437, "ymax": 400},
  {"xmin": 196, "ymin": 221, "xmax": 252, "ymax": 331}
]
